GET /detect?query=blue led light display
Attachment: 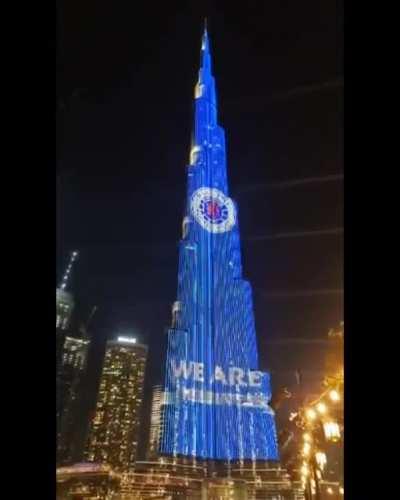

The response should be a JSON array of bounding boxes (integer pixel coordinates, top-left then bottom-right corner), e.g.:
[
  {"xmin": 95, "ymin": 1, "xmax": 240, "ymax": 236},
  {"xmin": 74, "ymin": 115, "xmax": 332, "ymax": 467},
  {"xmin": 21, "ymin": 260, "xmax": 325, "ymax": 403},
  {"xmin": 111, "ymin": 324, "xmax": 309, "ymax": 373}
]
[{"xmin": 160, "ymin": 27, "xmax": 279, "ymax": 461}]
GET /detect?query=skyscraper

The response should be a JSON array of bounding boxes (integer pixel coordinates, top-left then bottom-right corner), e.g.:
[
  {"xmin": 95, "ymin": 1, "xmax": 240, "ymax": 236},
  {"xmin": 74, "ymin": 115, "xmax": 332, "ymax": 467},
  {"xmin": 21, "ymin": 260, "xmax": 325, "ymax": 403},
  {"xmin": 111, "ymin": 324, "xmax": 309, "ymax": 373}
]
[
  {"xmin": 160, "ymin": 26, "xmax": 279, "ymax": 461},
  {"xmin": 57, "ymin": 250, "xmax": 91, "ymax": 465},
  {"xmin": 56, "ymin": 286, "xmax": 75, "ymax": 427},
  {"xmin": 85, "ymin": 337, "xmax": 148, "ymax": 471},
  {"xmin": 57, "ymin": 336, "xmax": 90, "ymax": 464}
]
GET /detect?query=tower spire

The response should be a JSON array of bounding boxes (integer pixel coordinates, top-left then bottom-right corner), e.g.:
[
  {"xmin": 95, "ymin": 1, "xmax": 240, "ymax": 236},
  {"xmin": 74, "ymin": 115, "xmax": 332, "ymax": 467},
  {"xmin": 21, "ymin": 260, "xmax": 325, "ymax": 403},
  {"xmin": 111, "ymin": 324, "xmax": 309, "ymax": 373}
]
[
  {"xmin": 190, "ymin": 23, "xmax": 224, "ymax": 186},
  {"xmin": 59, "ymin": 250, "xmax": 78, "ymax": 290},
  {"xmin": 200, "ymin": 20, "xmax": 212, "ymax": 75},
  {"xmin": 193, "ymin": 23, "xmax": 217, "ymax": 144}
]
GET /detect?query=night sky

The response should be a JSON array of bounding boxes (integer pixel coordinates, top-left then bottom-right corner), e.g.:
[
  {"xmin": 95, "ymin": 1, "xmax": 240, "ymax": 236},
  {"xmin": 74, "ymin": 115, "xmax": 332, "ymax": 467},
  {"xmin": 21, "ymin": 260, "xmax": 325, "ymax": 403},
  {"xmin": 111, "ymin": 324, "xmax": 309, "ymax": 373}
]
[{"xmin": 56, "ymin": 0, "xmax": 343, "ymax": 456}]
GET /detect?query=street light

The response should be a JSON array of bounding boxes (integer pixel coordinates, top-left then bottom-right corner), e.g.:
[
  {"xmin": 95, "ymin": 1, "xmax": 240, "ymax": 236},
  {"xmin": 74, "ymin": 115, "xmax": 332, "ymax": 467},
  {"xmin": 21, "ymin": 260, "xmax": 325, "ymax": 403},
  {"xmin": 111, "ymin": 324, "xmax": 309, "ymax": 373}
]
[
  {"xmin": 329, "ymin": 389, "xmax": 340, "ymax": 402},
  {"xmin": 316, "ymin": 402, "xmax": 327, "ymax": 414},
  {"xmin": 301, "ymin": 465, "xmax": 309, "ymax": 477},
  {"xmin": 306, "ymin": 408, "xmax": 317, "ymax": 421}
]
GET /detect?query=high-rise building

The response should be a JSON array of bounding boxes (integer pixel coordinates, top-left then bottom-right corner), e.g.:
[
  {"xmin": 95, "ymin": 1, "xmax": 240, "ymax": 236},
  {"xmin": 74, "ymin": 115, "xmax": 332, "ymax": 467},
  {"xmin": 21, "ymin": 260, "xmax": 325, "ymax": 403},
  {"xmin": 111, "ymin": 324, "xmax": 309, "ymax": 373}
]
[
  {"xmin": 85, "ymin": 337, "xmax": 148, "ymax": 471},
  {"xmin": 57, "ymin": 250, "xmax": 91, "ymax": 465},
  {"xmin": 56, "ymin": 286, "xmax": 75, "ymax": 407},
  {"xmin": 56, "ymin": 286, "xmax": 75, "ymax": 428},
  {"xmin": 57, "ymin": 335, "xmax": 90, "ymax": 463},
  {"xmin": 160, "ymin": 26, "xmax": 279, "ymax": 462},
  {"xmin": 147, "ymin": 385, "xmax": 165, "ymax": 460}
]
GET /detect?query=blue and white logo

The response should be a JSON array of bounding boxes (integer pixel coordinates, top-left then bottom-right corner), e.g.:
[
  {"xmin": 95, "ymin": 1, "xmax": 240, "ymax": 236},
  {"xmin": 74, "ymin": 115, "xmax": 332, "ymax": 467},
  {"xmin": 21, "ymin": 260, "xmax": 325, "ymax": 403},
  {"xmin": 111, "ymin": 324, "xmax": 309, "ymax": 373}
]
[{"xmin": 191, "ymin": 187, "xmax": 236, "ymax": 233}]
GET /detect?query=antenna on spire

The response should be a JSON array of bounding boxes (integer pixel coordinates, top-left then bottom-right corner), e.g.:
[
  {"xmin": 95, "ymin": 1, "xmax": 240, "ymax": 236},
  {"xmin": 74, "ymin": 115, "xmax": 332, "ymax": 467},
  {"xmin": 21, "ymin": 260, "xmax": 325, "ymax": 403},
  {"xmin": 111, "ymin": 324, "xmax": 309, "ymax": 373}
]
[
  {"xmin": 201, "ymin": 18, "xmax": 210, "ymax": 55},
  {"xmin": 59, "ymin": 250, "xmax": 79, "ymax": 291}
]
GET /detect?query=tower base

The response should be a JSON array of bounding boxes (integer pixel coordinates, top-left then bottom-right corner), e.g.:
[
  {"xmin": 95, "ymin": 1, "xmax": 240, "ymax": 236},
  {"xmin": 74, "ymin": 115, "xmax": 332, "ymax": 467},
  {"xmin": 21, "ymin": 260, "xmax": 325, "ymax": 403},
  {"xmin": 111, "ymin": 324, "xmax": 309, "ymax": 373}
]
[{"xmin": 116, "ymin": 458, "xmax": 300, "ymax": 499}]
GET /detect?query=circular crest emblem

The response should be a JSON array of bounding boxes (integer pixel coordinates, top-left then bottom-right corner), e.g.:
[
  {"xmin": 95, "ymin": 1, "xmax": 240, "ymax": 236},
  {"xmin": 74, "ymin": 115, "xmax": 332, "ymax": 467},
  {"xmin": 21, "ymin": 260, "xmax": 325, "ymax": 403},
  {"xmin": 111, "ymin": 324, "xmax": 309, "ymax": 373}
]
[{"xmin": 190, "ymin": 187, "xmax": 236, "ymax": 233}]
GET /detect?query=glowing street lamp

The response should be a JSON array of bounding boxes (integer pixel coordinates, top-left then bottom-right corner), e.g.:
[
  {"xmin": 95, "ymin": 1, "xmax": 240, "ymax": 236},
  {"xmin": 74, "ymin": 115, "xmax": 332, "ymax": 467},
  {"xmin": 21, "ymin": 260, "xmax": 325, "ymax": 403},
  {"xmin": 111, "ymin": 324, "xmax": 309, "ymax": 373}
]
[
  {"xmin": 301, "ymin": 465, "xmax": 309, "ymax": 477},
  {"xmin": 303, "ymin": 432, "xmax": 312, "ymax": 443},
  {"xmin": 300, "ymin": 461, "xmax": 310, "ymax": 476},
  {"xmin": 329, "ymin": 389, "xmax": 340, "ymax": 402},
  {"xmin": 316, "ymin": 402, "xmax": 327, "ymax": 414},
  {"xmin": 306, "ymin": 408, "xmax": 317, "ymax": 421},
  {"xmin": 302, "ymin": 442, "xmax": 311, "ymax": 456}
]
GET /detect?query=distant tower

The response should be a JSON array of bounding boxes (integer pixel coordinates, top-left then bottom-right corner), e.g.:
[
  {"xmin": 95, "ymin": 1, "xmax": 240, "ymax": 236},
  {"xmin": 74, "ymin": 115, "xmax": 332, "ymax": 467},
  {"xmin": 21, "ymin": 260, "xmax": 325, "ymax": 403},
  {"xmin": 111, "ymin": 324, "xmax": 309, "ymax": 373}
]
[
  {"xmin": 56, "ymin": 250, "xmax": 91, "ymax": 465},
  {"xmin": 147, "ymin": 385, "xmax": 165, "ymax": 460},
  {"xmin": 85, "ymin": 337, "xmax": 148, "ymax": 471},
  {"xmin": 56, "ymin": 250, "xmax": 78, "ymax": 331}
]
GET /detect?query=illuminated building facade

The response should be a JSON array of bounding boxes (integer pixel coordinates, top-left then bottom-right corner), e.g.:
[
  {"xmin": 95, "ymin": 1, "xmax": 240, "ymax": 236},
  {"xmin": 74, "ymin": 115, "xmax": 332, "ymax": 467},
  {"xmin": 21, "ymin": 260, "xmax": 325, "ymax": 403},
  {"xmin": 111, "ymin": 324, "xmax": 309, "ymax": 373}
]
[
  {"xmin": 56, "ymin": 463, "xmax": 120, "ymax": 500},
  {"xmin": 85, "ymin": 337, "xmax": 148, "ymax": 471},
  {"xmin": 118, "ymin": 462, "xmax": 296, "ymax": 499},
  {"xmin": 119, "ymin": 462, "xmax": 205, "ymax": 500},
  {"xmin": 160, "ymin": 26, "xmax": 279, "ymax": 461},
  {"xmin": 147, "ymin": 385, "xmax": 165, "ymax": 460},
  {"xmin": 229, "ymin": 465, "xmax": 295, "ymax": 500}
]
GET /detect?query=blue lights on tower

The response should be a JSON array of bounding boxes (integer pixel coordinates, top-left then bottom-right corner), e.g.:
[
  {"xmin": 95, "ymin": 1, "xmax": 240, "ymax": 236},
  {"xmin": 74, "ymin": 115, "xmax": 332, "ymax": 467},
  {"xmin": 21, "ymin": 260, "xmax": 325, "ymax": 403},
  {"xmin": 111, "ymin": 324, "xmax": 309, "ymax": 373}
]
[{"xmin": 160, "ymin": 26, "xmax": 279, "ymax": 461}]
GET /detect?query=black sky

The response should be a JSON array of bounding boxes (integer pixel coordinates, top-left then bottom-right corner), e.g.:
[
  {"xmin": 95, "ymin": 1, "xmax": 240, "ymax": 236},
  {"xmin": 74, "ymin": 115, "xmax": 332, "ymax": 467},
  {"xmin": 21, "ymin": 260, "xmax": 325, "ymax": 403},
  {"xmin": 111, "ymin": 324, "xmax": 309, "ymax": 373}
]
[{"xmin": 56, "ymin": 1, "xmax": 343, "ymax": 447}]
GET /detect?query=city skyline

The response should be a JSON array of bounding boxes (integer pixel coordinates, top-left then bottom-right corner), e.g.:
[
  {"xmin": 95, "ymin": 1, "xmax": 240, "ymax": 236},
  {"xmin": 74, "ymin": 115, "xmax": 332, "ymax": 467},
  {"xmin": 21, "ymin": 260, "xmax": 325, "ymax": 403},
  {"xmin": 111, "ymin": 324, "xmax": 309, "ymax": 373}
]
[
  {"xmin": 57, "ymin": 3, "xmax": 343, "ymax": 476},
  {"xmin": 57, "ymin": 4, "xmax": 343, "ymax": 367}
]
